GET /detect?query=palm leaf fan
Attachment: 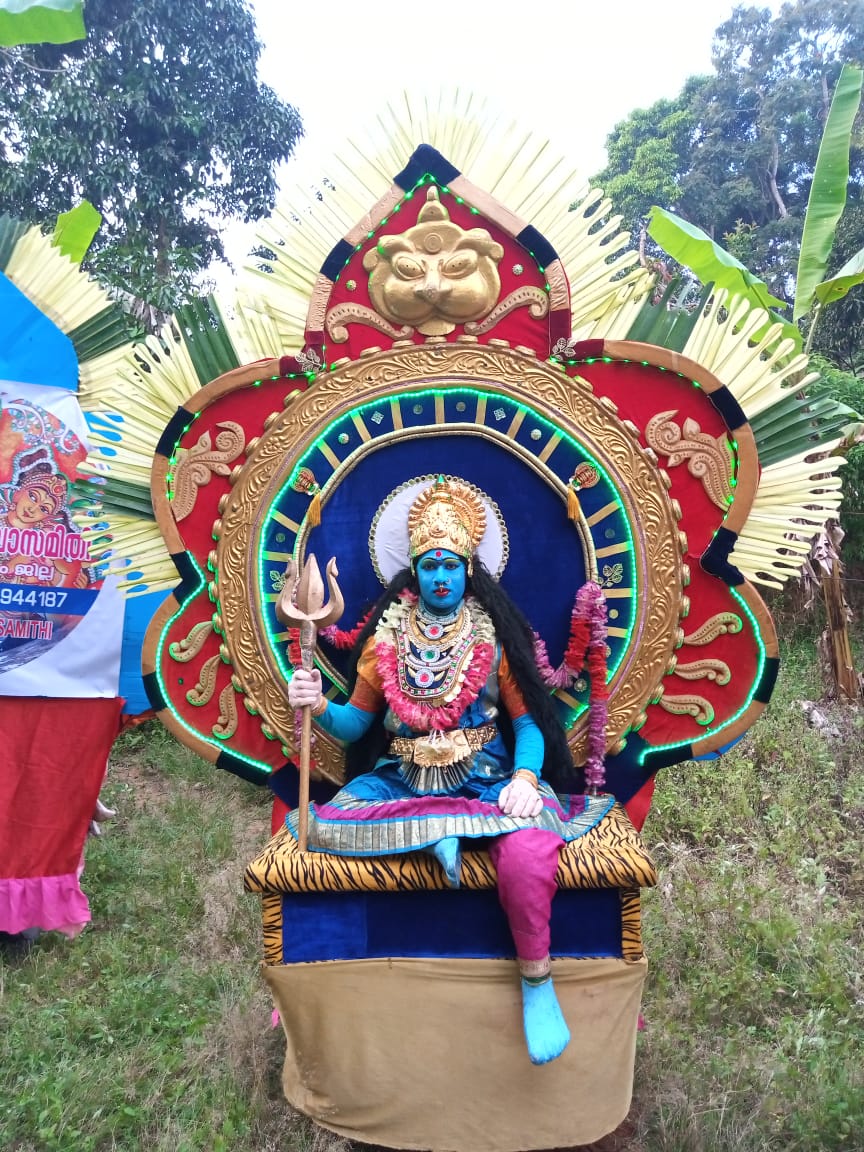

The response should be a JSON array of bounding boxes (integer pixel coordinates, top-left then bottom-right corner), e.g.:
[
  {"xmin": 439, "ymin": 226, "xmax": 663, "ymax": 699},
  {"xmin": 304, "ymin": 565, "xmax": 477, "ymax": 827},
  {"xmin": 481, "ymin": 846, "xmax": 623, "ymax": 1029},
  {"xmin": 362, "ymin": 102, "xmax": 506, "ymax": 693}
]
[
  {"xmin": 76, "ymin": 294, "xmax": 247, "ymax": 594},
  {"xmin": 236, "ymin": 90, "xmax": 653, "ymax": 351},
  {"xmin": 606, "ymin": 286, "xmax": 845, "ymax": 589}
]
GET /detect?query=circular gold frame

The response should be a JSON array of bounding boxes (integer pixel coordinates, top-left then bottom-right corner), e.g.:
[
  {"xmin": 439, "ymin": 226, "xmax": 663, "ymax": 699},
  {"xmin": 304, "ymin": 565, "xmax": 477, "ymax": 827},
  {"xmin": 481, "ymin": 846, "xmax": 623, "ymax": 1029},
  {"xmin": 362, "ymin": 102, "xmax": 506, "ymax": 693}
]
[{"xmin": 215, "ymin": 344, "xmax": 686, "ymax": 782}]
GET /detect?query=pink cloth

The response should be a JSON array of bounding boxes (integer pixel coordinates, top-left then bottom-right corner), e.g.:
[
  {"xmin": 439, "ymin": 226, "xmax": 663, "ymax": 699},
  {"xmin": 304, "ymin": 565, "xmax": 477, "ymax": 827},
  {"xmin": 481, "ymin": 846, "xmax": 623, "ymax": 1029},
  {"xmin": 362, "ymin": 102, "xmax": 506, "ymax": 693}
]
[
  {"xmin": 0, "ymin": 870, "xmax": 90, "ymax": 938},
  {"xmin": 489, "ymin": 828, "xmax": 562, "ymax": 961}
]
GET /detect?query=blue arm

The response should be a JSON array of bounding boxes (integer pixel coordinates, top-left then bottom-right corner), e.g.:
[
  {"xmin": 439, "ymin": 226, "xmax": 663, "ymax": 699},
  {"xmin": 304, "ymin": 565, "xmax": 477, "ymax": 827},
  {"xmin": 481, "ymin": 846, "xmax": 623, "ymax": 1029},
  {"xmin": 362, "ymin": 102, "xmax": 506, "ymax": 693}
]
[
  {"xmin": 314, "ymin": 700, "xmax": 377, "ymax": 743},
  {"xmin": 512, "ymin": 712, "xmax": 544, "ymax": 776}
]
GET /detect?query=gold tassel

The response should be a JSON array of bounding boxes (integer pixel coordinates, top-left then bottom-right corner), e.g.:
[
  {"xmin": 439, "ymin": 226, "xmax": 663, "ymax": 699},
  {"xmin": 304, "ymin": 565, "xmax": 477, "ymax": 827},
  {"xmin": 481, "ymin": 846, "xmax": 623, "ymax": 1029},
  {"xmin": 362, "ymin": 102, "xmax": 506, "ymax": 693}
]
[
  {"xmin": 308, "ymin": 488, "xmax": 322, "ymax": 527},
  {"xmin": 567, "ymin": 484, "xmax": 580, "ymax": 522}
]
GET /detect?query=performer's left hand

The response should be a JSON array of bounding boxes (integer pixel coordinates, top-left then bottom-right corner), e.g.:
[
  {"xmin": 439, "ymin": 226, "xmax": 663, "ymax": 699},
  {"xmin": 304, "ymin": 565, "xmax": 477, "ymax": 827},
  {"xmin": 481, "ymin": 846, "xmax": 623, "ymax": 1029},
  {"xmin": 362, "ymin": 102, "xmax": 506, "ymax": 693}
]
[{"xmin": 498, "ymin": 776, "xmax": 543, "ymax": 819}]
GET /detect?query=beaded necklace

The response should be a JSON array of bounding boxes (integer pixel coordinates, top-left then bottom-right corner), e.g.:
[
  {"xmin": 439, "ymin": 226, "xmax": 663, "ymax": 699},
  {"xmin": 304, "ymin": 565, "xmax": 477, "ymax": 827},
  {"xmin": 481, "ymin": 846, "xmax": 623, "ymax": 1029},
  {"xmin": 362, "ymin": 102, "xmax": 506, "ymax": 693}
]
[{"xmin": 374, "ymin": 593, "xmax": 496, "ymax": 732}]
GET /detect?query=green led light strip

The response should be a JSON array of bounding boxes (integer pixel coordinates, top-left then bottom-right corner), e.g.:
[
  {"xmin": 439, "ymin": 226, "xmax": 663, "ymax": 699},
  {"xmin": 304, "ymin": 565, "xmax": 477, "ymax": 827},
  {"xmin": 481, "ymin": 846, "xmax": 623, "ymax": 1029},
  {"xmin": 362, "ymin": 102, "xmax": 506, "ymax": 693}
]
[
  {"xmin": 155, "ymin": 553, "xmax": 274, "ymax": 774},
  {"xmin": 259, "ymin": 384, "xmax": 639, "ymax": 698},
  {"xmin": 337, "ymin": 176, "xmax": 551, "ymax": 314},
  {"xmin": 637, "ymin": 585, "xmax": 768, "ymax": 764}
]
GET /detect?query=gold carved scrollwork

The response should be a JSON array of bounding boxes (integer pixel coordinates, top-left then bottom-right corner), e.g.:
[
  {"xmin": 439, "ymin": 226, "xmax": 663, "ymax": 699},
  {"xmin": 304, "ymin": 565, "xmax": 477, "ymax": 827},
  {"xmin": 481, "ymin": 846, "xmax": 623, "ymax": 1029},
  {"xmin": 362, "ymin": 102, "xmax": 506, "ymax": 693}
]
[
  {"xmin": 463, "ymin": 287, "xmax": 550, "ymax": 335},
  {"xmin": 682, "ymin": 613, "xmax": 743, "ymax": 647},
  {"xmin": 213, "ymin": 683, "xmax": 239, "ymax": 739},
  {"xmin": 172, "ymin": 421, "xmax": 246, "ymax": 522},
  {"xmin": 658, "ymin": 694, "xmax": 715, "ymax": 725},
  {"xmin": 672, "ymin": 659, "xmax": 731, "ymax": 685},
  {"xmin": 214, "ymin": 344, "xmax": 686, "ymax": 782},
  {"xmin": 168, "ymin": 620, "xmax": 212, "ymax": 662},
  {"xmin": 362, "ymin": 187, "xmax": 504, "ymax": 337},
  {"xmin": 186, "ymin": 654, "xmax": 221, "ymax": 707},
  {"xmin": 325, "ymin": 303, "xmax": 414, "ymax": 344},
  {"xmin": 644, "ymin": 410, "xmax": 733, "ymax": 510}
]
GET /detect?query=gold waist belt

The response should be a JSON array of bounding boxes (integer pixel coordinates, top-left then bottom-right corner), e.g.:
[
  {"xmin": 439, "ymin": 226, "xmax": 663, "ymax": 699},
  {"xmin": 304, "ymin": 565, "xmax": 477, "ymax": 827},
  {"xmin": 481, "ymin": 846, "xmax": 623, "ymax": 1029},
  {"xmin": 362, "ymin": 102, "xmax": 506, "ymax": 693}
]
[{"xmin": 390, "ymin": 724, "xmax": 497, "ymax": 769}]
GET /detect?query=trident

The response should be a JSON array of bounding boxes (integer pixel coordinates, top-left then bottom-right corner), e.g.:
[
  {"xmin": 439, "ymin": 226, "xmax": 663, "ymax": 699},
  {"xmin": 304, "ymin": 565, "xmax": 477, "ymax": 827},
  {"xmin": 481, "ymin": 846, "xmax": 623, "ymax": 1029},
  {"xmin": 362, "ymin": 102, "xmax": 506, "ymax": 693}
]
[{"xmin": 277, "ymin": 554, "xmax": 344, "ymax": 851}]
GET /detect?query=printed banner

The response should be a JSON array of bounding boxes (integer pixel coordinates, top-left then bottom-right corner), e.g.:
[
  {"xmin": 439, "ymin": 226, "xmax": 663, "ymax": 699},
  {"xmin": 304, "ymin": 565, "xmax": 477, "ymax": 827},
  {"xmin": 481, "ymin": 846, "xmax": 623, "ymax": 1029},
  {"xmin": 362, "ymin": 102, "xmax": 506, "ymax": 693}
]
[{"xmin": 0, "ymin": 380, "xmax": 122, "ymax": 697}]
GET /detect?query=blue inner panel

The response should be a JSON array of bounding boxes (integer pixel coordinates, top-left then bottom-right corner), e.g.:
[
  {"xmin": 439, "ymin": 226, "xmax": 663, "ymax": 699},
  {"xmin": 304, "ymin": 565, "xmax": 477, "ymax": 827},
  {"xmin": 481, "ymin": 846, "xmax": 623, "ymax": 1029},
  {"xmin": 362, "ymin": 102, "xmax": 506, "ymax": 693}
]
[
  {"xmin": 259, "ymin": 386, "xmax": 640, "ymax": 730},
  {"xmin": 280, "ymin": 886, "xmax": 624, "ymax": 963}
]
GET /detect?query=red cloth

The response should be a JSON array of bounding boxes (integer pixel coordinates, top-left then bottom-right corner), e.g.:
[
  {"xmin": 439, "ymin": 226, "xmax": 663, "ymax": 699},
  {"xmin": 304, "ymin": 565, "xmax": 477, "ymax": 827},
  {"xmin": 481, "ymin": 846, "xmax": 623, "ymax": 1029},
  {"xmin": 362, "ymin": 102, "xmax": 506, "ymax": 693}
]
[{"xmin": 0, "ymin": 697, "xmax": 123, "ymax": 932}]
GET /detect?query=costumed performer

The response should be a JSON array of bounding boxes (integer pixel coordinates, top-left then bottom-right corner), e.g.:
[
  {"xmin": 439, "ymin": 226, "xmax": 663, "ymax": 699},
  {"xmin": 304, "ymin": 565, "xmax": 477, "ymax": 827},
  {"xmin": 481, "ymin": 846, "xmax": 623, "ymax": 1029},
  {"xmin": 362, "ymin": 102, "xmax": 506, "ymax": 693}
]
[{"xmin": 286, "ymin": 476, "xmax": 613, "ymax": 1065}]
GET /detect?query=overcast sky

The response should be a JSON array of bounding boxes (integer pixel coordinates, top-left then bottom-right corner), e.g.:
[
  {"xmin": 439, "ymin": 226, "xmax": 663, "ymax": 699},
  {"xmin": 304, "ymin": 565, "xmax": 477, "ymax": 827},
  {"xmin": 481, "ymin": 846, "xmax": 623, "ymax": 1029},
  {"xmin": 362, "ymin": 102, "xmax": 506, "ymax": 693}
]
[
  {"xmin": 248, "ymin": 0, "xmax": 782, "ymax": 179},
  {"xmin": 217, "ymin": 0, "xmax": 782, "ymax": 271}
]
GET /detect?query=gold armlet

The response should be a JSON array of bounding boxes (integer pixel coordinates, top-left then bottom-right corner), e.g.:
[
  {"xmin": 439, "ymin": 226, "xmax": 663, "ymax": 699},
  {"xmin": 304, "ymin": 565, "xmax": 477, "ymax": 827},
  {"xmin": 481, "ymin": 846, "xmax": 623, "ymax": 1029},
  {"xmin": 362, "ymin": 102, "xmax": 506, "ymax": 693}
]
[
  {"xmin": 512, "ymin": 768, "xmax": 539, "ymax": 789},
  {"xmin": 310, "ymin": 698, "xmax": 328, "ymax": 717}
]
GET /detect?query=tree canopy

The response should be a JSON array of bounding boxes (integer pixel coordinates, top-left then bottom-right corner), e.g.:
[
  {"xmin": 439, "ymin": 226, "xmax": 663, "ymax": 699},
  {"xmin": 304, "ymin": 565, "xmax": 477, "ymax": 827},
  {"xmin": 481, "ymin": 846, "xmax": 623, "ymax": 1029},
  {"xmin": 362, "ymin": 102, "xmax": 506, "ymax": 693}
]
[
  {"xmin": 0, "ymin": 0, "xmax": 302, "ymax": 311},
  {"xmin": 594, "ymin": 0, "xmax": 864, "ymax": 362}
]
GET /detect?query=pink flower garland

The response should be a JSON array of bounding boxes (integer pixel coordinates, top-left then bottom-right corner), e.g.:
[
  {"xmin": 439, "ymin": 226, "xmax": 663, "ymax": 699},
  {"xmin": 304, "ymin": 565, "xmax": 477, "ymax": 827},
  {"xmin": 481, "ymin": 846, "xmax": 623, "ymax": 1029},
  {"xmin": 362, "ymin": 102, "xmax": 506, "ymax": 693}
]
[
  {"xmin": 531, "ymin": 582, "xmax": 609, "ymax": 794},
  {"xmin": 568, "ymin": 582, "xmax": 609, "ymax": 794},
  {"xmin": 375, "ymin": 632, "xmax": 495, "ymax": 732}
]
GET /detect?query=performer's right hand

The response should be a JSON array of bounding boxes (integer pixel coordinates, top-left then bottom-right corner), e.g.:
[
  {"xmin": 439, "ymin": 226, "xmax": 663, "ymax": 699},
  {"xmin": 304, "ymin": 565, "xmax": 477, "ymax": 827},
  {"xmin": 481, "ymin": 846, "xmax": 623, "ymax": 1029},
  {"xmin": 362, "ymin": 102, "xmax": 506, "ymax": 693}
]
[{"xmin": 288, "ymin": 668, "xmax": 323, "ymax": 710}]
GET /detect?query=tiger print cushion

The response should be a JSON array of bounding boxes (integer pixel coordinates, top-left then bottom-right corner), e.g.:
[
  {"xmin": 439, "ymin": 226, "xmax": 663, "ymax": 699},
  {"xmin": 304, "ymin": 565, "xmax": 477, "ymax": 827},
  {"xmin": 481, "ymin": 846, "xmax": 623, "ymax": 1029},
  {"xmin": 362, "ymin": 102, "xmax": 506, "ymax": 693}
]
[{"xmin": 245, "ymin": 801, "xmax": 657, "ymax": 894}]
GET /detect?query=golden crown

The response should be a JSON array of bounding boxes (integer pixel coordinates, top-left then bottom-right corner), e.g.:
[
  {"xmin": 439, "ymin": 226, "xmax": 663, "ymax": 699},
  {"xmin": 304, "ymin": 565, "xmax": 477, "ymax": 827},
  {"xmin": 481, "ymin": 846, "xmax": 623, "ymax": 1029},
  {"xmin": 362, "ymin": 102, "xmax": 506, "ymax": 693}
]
[{"xmin": 407, "ymin": 477, "xmax": 486, "ymax": 566}]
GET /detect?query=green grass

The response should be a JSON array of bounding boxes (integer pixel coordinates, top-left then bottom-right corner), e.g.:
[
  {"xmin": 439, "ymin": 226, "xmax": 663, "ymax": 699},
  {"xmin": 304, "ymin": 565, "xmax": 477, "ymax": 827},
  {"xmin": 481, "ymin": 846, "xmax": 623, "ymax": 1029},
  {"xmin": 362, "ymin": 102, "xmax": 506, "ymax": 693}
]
[{"xmin": 2, "ymin": 631, "xmax": 863, "ymax": 1151}]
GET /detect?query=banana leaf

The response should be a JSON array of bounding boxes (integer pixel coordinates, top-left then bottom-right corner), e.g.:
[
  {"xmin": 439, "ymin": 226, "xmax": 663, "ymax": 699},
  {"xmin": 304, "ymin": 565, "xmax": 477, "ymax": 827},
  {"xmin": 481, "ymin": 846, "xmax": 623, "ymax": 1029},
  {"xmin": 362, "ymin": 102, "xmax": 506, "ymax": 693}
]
[
  {"xmin": 647, "ymin": 206, "xmax": 789, "ymax": 317},
  {"xmin": 0, "ymin": 0, "xmax": 85, "ymax": 46},
  {"xmin": 814, "ymin": 244, "xmax": 864, "ymax": 309},
  {"xmin": 794, "ymin": 65, "xmax": 864, "ymax": 322},
  {"xmin": 52, "ymin": 201, "xmax": 101, "ymax": 264}
]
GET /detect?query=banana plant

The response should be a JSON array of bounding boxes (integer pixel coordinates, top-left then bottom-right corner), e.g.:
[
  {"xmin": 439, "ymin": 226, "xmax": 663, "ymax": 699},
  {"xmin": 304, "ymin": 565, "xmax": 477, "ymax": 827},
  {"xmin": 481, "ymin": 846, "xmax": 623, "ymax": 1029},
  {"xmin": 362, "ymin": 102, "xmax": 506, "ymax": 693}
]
[{"xmin": 794, "ymin": 64, "xmax": 864, "ymax": 350}]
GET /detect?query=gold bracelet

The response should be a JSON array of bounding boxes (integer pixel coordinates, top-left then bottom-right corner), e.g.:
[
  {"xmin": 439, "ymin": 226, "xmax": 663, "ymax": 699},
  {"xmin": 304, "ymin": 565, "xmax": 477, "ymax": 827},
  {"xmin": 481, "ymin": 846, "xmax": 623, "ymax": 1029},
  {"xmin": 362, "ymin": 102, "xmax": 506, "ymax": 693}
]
[
  {"xmin": 512, "ymin": 768, "xmax": 539, "ymax": 789},
  {"xmin": 310, "ymin": 697, "xmax": 328, "ymax": 717}
]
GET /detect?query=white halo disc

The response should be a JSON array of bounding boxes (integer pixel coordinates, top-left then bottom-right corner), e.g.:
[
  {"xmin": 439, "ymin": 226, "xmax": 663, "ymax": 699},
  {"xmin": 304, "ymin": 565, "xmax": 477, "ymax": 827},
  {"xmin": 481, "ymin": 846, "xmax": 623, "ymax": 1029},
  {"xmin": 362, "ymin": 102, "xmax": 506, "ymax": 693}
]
[{"xmin": 369, "ymin": 474, "xmax": 509, "ymax": 585}]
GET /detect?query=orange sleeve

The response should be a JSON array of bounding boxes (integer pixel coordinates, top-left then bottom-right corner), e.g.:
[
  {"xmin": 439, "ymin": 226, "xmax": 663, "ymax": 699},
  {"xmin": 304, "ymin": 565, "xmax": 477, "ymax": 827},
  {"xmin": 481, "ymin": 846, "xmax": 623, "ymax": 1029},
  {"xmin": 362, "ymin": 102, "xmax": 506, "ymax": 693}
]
[
  {"xmin": 350, "ymin": 636, "xmax": 386, "ymax": 713},
  {"xmin": 498, "ymin": 647, "xmax": 529, "ymax": 719}
]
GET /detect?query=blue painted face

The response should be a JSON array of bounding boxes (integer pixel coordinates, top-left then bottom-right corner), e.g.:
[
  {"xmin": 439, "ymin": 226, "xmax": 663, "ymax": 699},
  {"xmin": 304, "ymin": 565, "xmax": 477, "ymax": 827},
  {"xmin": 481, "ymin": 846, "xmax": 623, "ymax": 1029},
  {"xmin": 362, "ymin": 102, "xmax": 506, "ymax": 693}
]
[{"xmin": 415, "ymin": 549, "xmax": 467, "ymax": 615}]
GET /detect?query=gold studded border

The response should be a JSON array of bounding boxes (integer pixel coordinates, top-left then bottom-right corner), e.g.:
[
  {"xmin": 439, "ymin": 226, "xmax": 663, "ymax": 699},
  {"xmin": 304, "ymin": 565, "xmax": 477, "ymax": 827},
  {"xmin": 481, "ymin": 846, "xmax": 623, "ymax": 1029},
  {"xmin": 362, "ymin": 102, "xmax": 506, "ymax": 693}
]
[{"xmin": 216, "ymin": 344, "xmax": 686, "ymax": 773}]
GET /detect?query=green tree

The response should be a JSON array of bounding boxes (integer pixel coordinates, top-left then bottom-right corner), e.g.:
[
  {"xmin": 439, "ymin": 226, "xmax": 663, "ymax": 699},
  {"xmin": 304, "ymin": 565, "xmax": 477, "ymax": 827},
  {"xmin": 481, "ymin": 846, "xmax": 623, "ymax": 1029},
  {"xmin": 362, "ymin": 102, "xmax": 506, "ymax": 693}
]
[
  {"xmin": 0, "ymin": 0, "xmax": 302, "ymax": 311},
  {"xmin": 595, "ymin": 0, "xmax": 864, "ymax": 311}
]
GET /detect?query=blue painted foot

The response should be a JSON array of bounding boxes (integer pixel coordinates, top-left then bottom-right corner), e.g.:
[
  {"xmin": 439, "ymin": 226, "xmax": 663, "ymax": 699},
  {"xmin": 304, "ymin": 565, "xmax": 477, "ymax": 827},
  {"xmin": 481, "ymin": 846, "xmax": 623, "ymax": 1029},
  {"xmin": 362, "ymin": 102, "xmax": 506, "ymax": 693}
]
[
  {"xmin": 430, "ymin": 837, "xmax": 462, "ymax": 888},
  {"xmin": 521, "ymin": 977, "xmax": 570, "ymax": 1065}
]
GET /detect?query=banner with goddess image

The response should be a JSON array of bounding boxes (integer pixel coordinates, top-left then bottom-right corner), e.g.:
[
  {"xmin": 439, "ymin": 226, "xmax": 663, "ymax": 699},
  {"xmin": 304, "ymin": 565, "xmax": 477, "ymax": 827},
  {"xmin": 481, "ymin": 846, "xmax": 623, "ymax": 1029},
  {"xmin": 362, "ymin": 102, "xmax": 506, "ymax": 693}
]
[{"xmin": 0, "ymin": 380, "xmax": 122, "ymax": 696}]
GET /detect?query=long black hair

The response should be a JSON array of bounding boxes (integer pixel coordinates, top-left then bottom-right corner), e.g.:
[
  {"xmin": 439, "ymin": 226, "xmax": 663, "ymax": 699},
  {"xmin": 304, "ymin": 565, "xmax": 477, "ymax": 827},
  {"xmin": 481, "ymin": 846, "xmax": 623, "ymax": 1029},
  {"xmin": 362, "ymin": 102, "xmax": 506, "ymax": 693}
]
[{"xmin": 342, "ymin": 559, "xmax": 578, "ymax": 793}]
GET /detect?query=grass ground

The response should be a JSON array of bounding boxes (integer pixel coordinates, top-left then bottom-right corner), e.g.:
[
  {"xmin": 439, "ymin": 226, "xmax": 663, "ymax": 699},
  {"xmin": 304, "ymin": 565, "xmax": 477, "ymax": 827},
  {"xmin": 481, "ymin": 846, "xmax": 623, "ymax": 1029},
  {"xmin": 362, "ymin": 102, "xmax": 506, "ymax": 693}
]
[{"xmin": 2, "ymin": 627, "xmax": 863, "ymax": 1151}]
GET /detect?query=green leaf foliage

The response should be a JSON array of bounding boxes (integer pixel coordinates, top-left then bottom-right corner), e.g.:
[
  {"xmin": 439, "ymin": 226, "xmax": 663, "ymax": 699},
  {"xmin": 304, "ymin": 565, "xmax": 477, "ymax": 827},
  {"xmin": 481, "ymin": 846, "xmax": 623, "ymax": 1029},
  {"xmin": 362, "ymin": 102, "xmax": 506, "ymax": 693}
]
[
  {"xmin": 51, "ymin": 198, "xmax": 101, "ymax": 262},
  {"xmin": 624, "ymin": 276, "xmax": 713, "ymax": 352},
  {"xmin": 67, "ymin": 304, "xmax": 138, "ymax": 362},
  {"xmin": 596, "ymin": 0, "xmax": 864, "ymax": 334},
  {"xmin": 814, "ymin": 244, "xmax": 864, "ymax": 307},
  {"xmin": 0, "ymin": 0, "xmax": 303, "ymax": 312},
  {"xmin": 646, "ymin": 208, "xmax": 798, "ymax": 346},
  {"xmin": 794, "ymin": 65, "xmax": 864, "ymax": 321},
  {"xmin": 174, "ymin": 295, "xmax": 240, "ymax": 387},
  {"xmin": 0, "ymin": 0, "xmax": 84, "ymax": 47}
]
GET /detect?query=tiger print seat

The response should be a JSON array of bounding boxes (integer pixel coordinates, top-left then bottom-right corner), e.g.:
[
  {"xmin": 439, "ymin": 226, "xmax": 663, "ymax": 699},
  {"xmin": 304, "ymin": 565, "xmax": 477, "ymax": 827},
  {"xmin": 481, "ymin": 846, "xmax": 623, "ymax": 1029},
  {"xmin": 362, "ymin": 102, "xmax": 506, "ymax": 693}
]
[
  {"xmin": 245, "ymin": 800, "xmax": 655, "ymax": 896},
  {"xmin": 245, "ymin": 801, "xmax": 655, "ymax": 966}
]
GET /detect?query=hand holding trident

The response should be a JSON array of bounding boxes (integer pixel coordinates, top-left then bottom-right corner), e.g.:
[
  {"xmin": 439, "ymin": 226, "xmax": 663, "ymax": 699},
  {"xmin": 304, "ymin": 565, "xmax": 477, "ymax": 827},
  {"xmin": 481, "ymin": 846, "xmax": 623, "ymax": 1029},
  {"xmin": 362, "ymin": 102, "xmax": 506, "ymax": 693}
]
[{"xmin": 277, "ymin": 555, "xmax": 344, "ymax": 851}]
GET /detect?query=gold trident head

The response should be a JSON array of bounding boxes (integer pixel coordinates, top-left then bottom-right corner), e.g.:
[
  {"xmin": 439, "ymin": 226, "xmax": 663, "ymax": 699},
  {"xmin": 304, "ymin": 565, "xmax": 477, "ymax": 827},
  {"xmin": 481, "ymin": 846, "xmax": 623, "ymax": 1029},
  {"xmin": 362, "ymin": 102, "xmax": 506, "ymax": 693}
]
[{"xmin": 276, "ymin": 554, "xmax": 344, "ymax": 671}]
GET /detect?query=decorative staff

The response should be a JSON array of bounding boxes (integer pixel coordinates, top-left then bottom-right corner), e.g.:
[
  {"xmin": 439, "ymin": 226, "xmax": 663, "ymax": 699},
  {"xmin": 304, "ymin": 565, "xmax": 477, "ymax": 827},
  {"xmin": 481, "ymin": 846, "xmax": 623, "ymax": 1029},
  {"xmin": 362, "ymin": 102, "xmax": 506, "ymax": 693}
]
[{"xmin": 276, "ymin": 554, "xmax": 344, "ymax": 850}]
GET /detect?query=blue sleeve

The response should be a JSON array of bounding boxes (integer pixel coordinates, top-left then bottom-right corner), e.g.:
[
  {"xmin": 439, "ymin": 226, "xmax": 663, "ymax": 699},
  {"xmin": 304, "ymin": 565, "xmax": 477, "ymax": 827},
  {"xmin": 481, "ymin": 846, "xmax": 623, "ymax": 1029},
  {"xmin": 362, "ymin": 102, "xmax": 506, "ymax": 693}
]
[
  {"xmin": 314, "ymin": 700, "xmax": 377, "ymax": 742},
  {"xmin": 511, "ymin": 712, "xmax": 544, "ymax": 777}
]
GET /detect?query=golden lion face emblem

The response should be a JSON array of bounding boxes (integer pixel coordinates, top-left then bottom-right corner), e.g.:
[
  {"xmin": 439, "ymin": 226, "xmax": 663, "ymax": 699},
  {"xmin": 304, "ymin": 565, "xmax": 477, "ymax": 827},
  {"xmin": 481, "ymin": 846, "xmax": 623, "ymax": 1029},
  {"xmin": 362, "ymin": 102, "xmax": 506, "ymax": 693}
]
[{"xmin": 363, "ymin": 187, "xmax": 504, "ymax": 336}]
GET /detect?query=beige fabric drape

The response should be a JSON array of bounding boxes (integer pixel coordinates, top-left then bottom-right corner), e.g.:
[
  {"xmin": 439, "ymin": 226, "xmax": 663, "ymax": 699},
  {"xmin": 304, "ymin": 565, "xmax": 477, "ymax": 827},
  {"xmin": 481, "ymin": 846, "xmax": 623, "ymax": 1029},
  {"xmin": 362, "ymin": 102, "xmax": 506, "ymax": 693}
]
[{"xmin": 265, "ymin": 955, "xmax": 647, "ymax": 1151}]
